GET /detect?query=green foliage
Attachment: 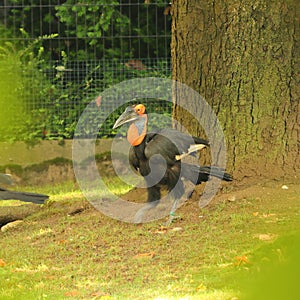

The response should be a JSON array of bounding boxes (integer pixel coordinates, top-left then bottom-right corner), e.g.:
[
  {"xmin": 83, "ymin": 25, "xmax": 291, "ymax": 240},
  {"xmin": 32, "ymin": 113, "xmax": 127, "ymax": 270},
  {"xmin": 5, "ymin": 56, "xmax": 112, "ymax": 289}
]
[
  {"xmin": 54, "ymin": 0, "xmax": 170, "ymax": 58},
  {"xmin": 0, "ymin": 28, "xmax": 61, "ymax": 143},
  {"xmin": 0, "ymin": 180, "xmax": 299, "ymax": 299},
  {"xmin": 242, "ymin": 232, "xmax": 300, "ymax": 300},
  {"xmin": 6, "ymin": 0, "xmax": 171, "ymax": 60},
  {"xmin": 39, "ymin": 57, "xmax": 171, "ymax": 139},
  {"xmin": 0, "ymin": 42, "xmax": 24, "ymax": 139},
  {"xmin": 55, "ymin": 0, "xmax": 127, "ymax": 47},
  {"xmin": 0, "ymin": 28, "xmax": 171, "ymax": 142},
  {"xmin": 0, "ymin": 1, "xmax": 172, "ymax": 141}
]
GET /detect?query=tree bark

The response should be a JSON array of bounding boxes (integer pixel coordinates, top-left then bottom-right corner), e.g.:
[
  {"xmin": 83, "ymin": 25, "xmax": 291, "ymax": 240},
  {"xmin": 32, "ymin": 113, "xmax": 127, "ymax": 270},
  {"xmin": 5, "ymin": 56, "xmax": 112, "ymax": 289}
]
[{"xmin": 171, "ymin": 0, "xmax": 299, "ymax": 182}]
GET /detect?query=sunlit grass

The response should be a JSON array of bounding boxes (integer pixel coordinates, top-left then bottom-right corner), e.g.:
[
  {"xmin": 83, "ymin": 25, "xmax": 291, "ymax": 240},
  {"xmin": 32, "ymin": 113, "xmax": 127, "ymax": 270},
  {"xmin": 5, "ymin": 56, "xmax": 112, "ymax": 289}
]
[
  {"xmin": 0, "ymin": 177, "xmax": 133, "ymax": 205},
  {"xmin": 0, "ymin": 182, "xmax": 299, "ymax": 299}
]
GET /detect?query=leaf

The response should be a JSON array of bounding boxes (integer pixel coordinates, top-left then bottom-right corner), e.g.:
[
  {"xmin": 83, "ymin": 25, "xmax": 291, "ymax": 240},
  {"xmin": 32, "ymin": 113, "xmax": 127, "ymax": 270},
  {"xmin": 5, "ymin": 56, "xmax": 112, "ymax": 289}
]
[
  {"xmin": 91, "ymin": 291, "xmax": 111, "ymax": 298},
  {"xmin": 154, "ymin": 226, "xmax": 168, "ymax": 234},
  {"xmin": 65, "ymin": 290, "xmax": 80, "ymax": 297},
  {"xmin": 134, "ymin": 251, "xmax": 155, "ymax": 259},
  {"xmin": 256, "ymin": 233, "xmax": 278, "ymax": 241},
  {"xmin": 95, "ymin": 96, "xmax": 102, "ymax": 107},
  {"xmin": 196, "ymin": 283, "xmax": 207, "ymax": 291},
  {"xmin": 172, "ymin": 227, "xmax": 183, "ymax": 232},
  {"xmin": 261, "ymin": 213, "xmax": 276, "ymax": 218},
  {"xmin": 0, "ymin": 259, "xmax": 6, "ymax": 267},
  {"xmin": 235, "ymin": 255, "xmax": 250, "ymax": 266},
  {"xmin": 125, "ymin": 60, "xmax": 146, "ymax": 71},
  {"xmin": 164, "ymin": 6, "xmax": 172, "ymax": 16}
]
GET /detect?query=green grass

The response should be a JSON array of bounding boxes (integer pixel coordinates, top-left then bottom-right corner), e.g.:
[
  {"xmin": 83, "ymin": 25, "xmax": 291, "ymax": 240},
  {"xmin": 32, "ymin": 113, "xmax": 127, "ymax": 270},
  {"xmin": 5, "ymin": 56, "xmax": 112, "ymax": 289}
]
[{"xmin": 0, "ymin": 179, "xmax": 299, "ymax": 299}]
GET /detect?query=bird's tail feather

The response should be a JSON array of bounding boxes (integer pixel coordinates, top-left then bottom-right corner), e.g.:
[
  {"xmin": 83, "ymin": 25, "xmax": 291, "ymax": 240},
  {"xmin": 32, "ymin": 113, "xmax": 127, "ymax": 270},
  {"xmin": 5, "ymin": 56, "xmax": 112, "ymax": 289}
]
[
  {"xmin": 0, "ymin": 189, "xmax": 49, "ymax": 204},
  {"xmin": 182, "ymin": 164, "xmax": 233, "ymax": 184}
]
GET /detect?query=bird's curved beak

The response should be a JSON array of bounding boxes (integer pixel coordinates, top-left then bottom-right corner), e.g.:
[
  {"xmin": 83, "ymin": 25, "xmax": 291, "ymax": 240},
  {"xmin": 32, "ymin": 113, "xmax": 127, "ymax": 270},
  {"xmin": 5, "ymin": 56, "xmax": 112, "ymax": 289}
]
[{"xmin": 113, "ymin": 107, "xmax": 139, "ymax": 129}]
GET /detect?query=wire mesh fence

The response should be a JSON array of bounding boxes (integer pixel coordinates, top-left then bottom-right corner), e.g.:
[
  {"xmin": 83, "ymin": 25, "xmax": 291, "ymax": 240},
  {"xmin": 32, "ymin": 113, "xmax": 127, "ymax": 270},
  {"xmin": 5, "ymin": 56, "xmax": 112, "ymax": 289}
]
[{"xmin": 0, "ymin": 1, "xmax": 172, "ymax": 140}]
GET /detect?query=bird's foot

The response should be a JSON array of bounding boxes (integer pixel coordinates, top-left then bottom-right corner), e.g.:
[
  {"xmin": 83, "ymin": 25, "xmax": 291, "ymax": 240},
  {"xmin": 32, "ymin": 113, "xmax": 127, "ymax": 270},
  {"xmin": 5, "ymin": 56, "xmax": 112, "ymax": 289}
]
[
  {"xmin": 165, "ymin": 212, "xmax": 181, "ymax": 226},
  {"xmin": 134, "ymin": 202, "xmax": 158, "ymax": 223}
]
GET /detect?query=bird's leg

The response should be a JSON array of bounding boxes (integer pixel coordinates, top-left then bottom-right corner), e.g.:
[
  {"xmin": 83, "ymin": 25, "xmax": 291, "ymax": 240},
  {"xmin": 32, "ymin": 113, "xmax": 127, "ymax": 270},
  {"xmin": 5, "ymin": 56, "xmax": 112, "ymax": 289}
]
[
  {"xmin": 134, "ymin": 185, "xmax": 161, "ymax": 223},
  {"xmin": 165, "ymin": 198, "xmax": 181, "ymax": 226},
  {"xmin": 134, "ymin": 201, "xmax": 159, "ymax": 223},
  {"xmin": 164, "ymin": 178, "xmax": 185, "ymax": 226}
]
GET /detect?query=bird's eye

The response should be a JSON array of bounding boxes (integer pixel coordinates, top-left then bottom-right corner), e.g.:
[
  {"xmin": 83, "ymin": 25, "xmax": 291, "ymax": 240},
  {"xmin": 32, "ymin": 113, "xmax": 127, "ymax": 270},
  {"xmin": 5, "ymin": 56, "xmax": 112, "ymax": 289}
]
[{"xmin": 135, "ymin": 104, "xmax": 145, "ymax": 114}]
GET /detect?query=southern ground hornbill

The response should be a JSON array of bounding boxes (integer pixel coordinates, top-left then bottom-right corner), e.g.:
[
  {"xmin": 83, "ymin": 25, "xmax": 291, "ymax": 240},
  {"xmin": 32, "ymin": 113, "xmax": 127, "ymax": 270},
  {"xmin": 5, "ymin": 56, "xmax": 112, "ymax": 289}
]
[{"xmin": 113, "ymin": 104, "xmax": 232, "ymax": 224}]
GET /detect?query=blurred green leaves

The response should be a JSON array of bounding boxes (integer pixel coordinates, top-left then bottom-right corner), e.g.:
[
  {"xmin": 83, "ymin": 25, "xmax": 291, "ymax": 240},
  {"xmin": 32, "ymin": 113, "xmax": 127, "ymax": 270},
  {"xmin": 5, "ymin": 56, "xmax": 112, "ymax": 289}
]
[
  {"xmin": 0, "ymin": 40, "xmax": 25, "ymax": 141},
  {"xmin": 55, "ymin": 0, "xmax": 125, "ymax": 47},
  {"xmin": 242, "ymin": 232, "xmax": 300, "ymax": 300},
  {"xmin": 0, "ymin": 29, "xmax": 58, "ymax": 143}
]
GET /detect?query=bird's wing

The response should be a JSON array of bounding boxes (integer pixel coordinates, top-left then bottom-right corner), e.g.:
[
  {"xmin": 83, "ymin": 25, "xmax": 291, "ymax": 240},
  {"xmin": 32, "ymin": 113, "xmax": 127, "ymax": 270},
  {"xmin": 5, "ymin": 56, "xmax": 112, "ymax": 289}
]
[
  {"xmin": 144, "ymin": 128, "xmax": 208, "ymax": 164},
  {"xmin": 129, "ymin": 146, "xmax": 139, "ymax": 171}
]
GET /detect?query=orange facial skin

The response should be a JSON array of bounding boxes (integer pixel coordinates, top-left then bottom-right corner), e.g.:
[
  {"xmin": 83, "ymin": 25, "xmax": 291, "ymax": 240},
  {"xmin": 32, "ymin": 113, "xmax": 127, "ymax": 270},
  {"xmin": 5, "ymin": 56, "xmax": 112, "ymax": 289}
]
[{"xmin": 127, "ymin": 104, "xmax": 148, "ymax": 146}]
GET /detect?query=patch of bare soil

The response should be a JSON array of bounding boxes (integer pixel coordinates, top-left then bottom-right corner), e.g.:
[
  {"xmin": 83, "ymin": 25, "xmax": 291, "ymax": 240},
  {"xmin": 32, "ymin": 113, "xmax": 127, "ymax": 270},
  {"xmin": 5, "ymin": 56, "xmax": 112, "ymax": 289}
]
[
  {"xmin": 2, "ymin": 160, "xmax": 75, "ymax": 186},
  {"xmin": 2, "ymin": 156, "xmax": 299, "ymax": 227},
  {"xmin": 8, "ymin": 181, "xmax": 298, "ymax": 238},
  {"xmin": 111, "ymin": 177, "xmax": 300, "ymax": 225},
  {"xmin": 0, "ymin": 204, "xmax": 41, "ymax": 227}
]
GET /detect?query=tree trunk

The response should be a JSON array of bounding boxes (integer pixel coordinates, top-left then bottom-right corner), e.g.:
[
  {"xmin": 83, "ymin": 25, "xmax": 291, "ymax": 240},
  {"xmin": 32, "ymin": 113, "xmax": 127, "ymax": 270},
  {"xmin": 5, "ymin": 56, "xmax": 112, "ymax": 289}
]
[{"xmin": 171, "ymin": 0, "xmax": 299, "ymax": 182}]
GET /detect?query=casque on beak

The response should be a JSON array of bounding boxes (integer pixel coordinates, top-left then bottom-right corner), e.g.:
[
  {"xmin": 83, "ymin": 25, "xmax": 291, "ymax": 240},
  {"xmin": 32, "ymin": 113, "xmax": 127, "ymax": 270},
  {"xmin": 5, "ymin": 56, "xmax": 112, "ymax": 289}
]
[{"xmin": 113, "ymin": 106, "xmax": 140, "ymax": 129}]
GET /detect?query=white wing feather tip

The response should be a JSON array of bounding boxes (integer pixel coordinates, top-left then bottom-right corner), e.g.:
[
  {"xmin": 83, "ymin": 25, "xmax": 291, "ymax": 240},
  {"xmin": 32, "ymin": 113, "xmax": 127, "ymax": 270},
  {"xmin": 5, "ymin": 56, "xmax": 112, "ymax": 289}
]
[{"xmin": 175, "ymin": 144, "xmax": 206, "ymax": 160}]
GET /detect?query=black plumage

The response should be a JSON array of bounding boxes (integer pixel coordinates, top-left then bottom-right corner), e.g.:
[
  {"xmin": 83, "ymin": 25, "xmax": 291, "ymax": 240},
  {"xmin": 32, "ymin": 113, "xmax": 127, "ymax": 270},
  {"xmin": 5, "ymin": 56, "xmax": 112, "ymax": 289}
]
[
  {"xmin": 0, "ymin": 173, "xmax": 48, "ymax": 204},
  {"xmin": 0, "ymin": 187, "xmax": 49, "ymax": 204}
]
